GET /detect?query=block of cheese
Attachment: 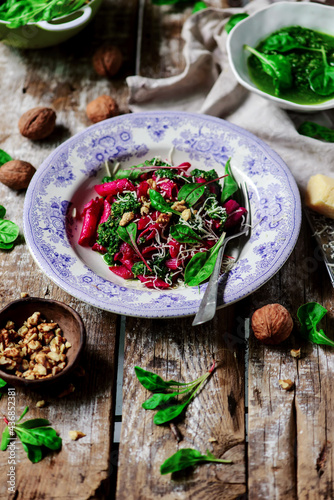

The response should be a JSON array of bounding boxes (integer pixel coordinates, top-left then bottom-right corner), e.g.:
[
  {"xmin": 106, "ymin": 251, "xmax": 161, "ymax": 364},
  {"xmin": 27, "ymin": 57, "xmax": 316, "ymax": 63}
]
[{"xmin": 305, "ymin": 174, "xmax": 334, "ymax": 219}]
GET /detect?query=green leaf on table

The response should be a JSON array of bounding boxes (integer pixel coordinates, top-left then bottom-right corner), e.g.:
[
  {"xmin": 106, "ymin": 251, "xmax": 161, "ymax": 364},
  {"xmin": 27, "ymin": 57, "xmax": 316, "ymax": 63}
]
[
  {"xmin": 1, "ymin": 426, "xmax": 10, "ymax": 451},
  {"xmin": 225, "ymin": 13, "xmax": 248, "ymax": 34},
  {"xmin": 142, "ymin": 392, "xmax": 178, "ymax": 410},
  {"xmin": 0, "ymin": 149, "xmax": 12, "ymax": 167},
  {"xmin": 15, "ymin": 426, "xmax": 62, "ymax": 450},
  {"xmin": 0, "ymin": 219, "xmax": 19, "ymax": 245},
  {"xmin": 17, "ymin": 418, "xmax": 50, "ymax": 429},
  {"xmin": 0, "ymin": 378, "xmax": 7, "ymax": 388},
  {"xmin": 17, "ymin": 406, "xmax": 29, "ymax": 423},
  {"xmin": 221, "ymin": 158, "xmax": 238, "ymax": 203},
  {"xmin": 244, "ymin": 44, "xmax": 292, "ymax": 95},
  {"xmin": 297, "ymin": 302, "xmax": 334, "ymax": 347},
  {"xmin": 21, "ymin": 442, "xmax": 43, "ymax": 463},
  {"xmin": 149, "ymin": 189, "xmax": 180, "ymax": 215},
  {"xmin": 298, "ymin": 121, "xmax": 334, "ymax": 142},
  {"xmin": 170, "ymin": 224, "xmax": 201, "ymax": 244},
  {"xmin": 0, "ymin": 206, "xmax": 6, "ymax": 219},
  {"xmin": 154, "ymin": 400, "xmax": 188, "ymax": 425},
  {"xmin": 160, "ymin": 448, "xmax": 232, "ymax": 475},
  {"xmin": 135, "ymin": 366, "xmax": 188, "ymax": 392}
]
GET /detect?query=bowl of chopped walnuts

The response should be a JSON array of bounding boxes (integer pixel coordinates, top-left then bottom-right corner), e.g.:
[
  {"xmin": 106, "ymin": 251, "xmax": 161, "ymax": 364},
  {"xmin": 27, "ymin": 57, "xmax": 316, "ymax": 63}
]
[{"xmin": 0, "ymin": 297, "xmax": 86, "ymax": 387}]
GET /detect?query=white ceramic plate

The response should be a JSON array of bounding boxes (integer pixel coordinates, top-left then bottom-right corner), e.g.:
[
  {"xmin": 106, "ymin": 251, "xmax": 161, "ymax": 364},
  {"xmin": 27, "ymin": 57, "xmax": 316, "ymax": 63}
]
[{"xmin": 24, "ymin": 111, "xmax": 301, "ymax": 318}]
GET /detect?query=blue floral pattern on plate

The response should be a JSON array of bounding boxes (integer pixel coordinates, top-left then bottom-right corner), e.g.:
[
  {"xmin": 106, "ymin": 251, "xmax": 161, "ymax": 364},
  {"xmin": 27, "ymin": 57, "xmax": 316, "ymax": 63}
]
[{"xmin": 23, "ymin": 111, "xmax": 301, "ymax": 318}]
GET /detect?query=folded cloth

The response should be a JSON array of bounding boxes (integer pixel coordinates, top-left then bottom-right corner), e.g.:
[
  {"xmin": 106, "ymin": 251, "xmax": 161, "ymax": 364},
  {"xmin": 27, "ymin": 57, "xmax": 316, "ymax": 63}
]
[{"xmin": 127, "ymin": 0, "xmax": 334, "ymax": 194}]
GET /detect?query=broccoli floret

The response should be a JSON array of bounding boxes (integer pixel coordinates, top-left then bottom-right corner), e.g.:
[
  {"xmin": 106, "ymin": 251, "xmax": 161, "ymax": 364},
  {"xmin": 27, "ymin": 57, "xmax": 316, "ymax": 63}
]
[
  {"xmin": 111, "ymin": 193, "xmax": 141, "ymax": 218},
  {"xmin": 155, "ymin": 168, "xmax": 177, "ymax": 180},
  {"xmin": 151, "ymin": 255, "xmax": 170, "ymax": 279},
  {"xmin": 132, "ymin": 261, "xmax": 146, "ymax": 277},
  {"xmin": 97, "ymin": 216, "xmax": 121, "ymax": 262},
  {"xmin": 190, "ymin": 168, "xmax": 218, "ymax": 181}
]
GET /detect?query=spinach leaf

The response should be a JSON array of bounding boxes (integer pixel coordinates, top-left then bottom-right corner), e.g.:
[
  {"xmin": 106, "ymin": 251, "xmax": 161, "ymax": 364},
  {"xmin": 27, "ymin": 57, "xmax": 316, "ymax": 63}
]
[
  {"xmin": 0, "ymin": 149, "xmax": 12, "ymax": 167},
  {"xmin": 142, "ymin": 392, "xmax": 178, "ymax": 410},
  {"xmin": 225, "ymin": 13, "xmax": 248, "ymax": 34},
  {"xmin": 154, "ymin": 400, "xmax": 189, "ymax": 425},
  {"xmin": 135, "ymin": 366, "xmax": 188, "ymax": 392},
  {"xmin": 21, "ymin": 442, "xmax": 43, "ymax": 463},
  {"xmin": 244, "ymin": 45, "xmax": 292, "ymax": 95},
  {"xmin": 309, "ymin": 47, "xmax": 334, "ymax": 96},
  {"xmin": 298, "ymin": 121, "xmax": 334, "ymax": 142},
  {"xmin": 160, "ymin": 448, "xmax": 232, "ymax": 475},
  {"xmin": 149, "ymin": 189, "xmax": 180, "ymax": 215},
  {"xmin": 102, "ymin": 169, "xmax": 143, "ymax": 182},
  {"xmin": 262, "ymin": 32, "xmax": 308, "ymax": 52},
  {"xmin": 221, "ymin": 158, "xmax": 238, "ymax": 203},
  {"xmin": 184, "ymin": 232, "xmax": 226, "ymax": 286},
  {"xmin": 177, "ymin": 183, "xmax": 205, "ymax": 207},
  {"xmin": 1, "ymin": 427, "xmax": 10, "ymax": 452},
  {"xmin": 170, "ymin": 224, "xmax": 201, "ymax": 244},
  {"xmin": 18, "ymin": 418, "xmax": 50, "ymax": 429},
  {"xmin": 0, "ymin": 378, "xmax": 7, "ymax": 388},
  {"xmin": 0, "ymin": 219, "xmax": 19, "ymax": 245},
  {"xmin": 0, "ymin": 206, "xmax": 6, "ymax": 219},
  {"xmin": 297, "ymin": 302, "xmax": 334, "ymax": 347}
]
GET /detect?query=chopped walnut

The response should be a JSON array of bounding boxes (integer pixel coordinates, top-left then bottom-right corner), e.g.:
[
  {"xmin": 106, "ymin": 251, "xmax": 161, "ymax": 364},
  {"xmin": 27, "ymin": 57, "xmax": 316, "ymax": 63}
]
[
  {"xmin": 171, "ymin": 200, "xmax": 187, "ymax": 212},
  {"xmin": 26, "ymin": 312, "xmax": 41, "ymax": 327},
  {"xmin": 157, "ymin": 213, "xmax": 172, "ymax": 225},
  {"xmin": 279, "ymin": 379, "xmax": 294, "ymax": 391},
  {"xmin": 69, "ymin": 430, "xmax": 86, "ymax": 441},
  {"xmin": 119, "ymin": 211, "xmax": 135, "ymax": 227},
  {"xmin": 146, "ymin": 178, "xmax": 157, "ymax": 190},
  {"xmin": 20, "ymin": 292, "xmax": 29, "ymax": 298},
  {"xmin": 290, "ymin": 348, "xmax": 301, "ymax": 359},
  {"xmin": 36, "ymin": 400, "xmax": 46, "ymax": 408},
  {"xmin": 140, "ymin": 196, "xmax": 151, "ymax": 216},
  {"xmin": 181, "ymin": 209, "xmax": 192, "ymax": 221}
]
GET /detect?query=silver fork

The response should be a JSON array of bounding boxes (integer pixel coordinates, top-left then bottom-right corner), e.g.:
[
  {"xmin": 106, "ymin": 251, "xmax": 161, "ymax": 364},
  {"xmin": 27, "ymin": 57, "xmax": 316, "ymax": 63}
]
[{"xmin": 192, "ymin": 182, "xmax": 251, "ymax": 326}]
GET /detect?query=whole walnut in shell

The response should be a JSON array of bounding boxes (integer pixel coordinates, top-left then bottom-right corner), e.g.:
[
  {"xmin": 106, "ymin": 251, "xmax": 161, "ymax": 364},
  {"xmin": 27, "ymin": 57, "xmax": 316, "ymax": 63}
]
[
  {"xmin": 19, "ymin": 107, "xmax": 56, "ymax": 140},
  {"xmin": 86, "ymin": 95, "xmax": 119, "ymax": 123},
  {"xmin": 93, "ymin": 43, "xmax": 123, "ymax": 77},
  {"xmin": 0, "ymin": 160, "xmax": 36, "ymax": 190},
  {"xmin": 251, "ymin": 303, "xmax": 293, "ymax": 345}
]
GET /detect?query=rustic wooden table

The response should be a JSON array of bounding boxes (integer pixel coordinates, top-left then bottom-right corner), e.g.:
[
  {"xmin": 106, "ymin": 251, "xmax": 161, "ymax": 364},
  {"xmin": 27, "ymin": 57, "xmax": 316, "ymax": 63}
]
[{"xmin": 1, "ymin": 1, "xmax": 334, "ymax": 499}]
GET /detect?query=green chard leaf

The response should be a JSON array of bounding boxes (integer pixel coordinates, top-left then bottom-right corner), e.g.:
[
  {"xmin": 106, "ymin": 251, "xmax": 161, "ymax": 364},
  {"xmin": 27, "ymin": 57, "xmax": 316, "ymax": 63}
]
[
  {"xmin": 0, "ymin": 219, "xmax": 19, "ymax": 245},
  {"xmin": 0, "ymin": 206, "xmax": 6, "ymax": 219},
  {"xmin": 153, "ymin": 401, "xmax": 188, "ymax": 425},
  {"xmin": 297, "ymin": 302, "xmax": 334, "ymax": 347},
  {"xmin": 17, "ymin": 418, "xmax": 50, "ymax": 429},
  {"xmin": 221, "ymin": 158, "xmax": 238, "ymax": 203},
  {"xmin": 17, "ymin": 406, "xmax": 29, "ymax": 423},
  {"xmin": 261, "ymin": 32, "xmax": 307, "ymax": 52},
  {"xmin": 135, "ymin": 366, "xmax": 188, "ymax": 392},
  {"xmin": 21, "ymin": 442, "xmax": 43, "ymax": 463},
  {"xmin": 298, "ymin": 121, "xmax": 334, "ymax": 142},
  {"xmin": 170, "ymin": 224, "xmax": 201, "ymax": 244},
  {"xmin": 244, "ymin": 44, "xmax": 292, "ymax": 95},
  {"xmin": 177, "ymin": 183, "xmax": 205, "ymax": 207},
  {"xmin": 0, "ymin": 149, "xmax": 12, "ymax": 167},
  {"xmin": 184, "ymin": 232, "xmax": 226, "ymax": 286},
  {"xmin": 309, "ymin": 47, "xmax": 334, "ymax": 96},
  {"xmin": 142, "ymin": 392, "xmax": 178, "ymax": 410},
  {"xmin": 117, "ymin": 223, "xmax": 152, "ymax": 272},
  {"xmin": 0, "ymin": 378, "xmax": 7, "ymax": 388},
  {"xmin": 1, "ymin": 426, "xmax": 10, "ymax": 452},
  {"xmin": 192, "ymin": 1, "xmax": 207, "ymax": 14},
  {"xmin": 225, "ymin": 13, "xmax": 248, "ymax": 34},
  {"xmin": 149, "ymin": 189, "xmax": 180, "ymax": 215},
  {"xmin": 160, "ymin": 448, "xmax": 232, "ymax": 475}
]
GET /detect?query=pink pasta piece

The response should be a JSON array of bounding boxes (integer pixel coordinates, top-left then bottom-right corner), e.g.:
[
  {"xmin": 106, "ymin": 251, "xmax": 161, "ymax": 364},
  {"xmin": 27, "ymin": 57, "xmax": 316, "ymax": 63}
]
[
  {"xmin": 92, "ymin": 243, "xmax": 107, "ymax": 254},
  {"xmin": 94, "ymin": 178, "xmax": 135, "ymax": 197},
  {"xmin": 169, "ymin": 238, "xmax": 181, "ymax": 259},
  {"xmin": 78, "ymin": 197, "xmax": 104, "ymax": 246},
  {"xmin": 137, "ymin": 180, "xmax": 150, "ymax": 200},
  {"xmin": 99, "ymin": 199, "xmax": 112, "ymax": 225},
  {"xmin": 109, "ymin": 265, "xmax": 134, "ymax": 279},
  {"xmin": 137, "ymin": 275, "xmax": 170, "ymax": 289},
  {"xmin": 158, "ymin": 180, "xmax": 178, "ymax": 200}
]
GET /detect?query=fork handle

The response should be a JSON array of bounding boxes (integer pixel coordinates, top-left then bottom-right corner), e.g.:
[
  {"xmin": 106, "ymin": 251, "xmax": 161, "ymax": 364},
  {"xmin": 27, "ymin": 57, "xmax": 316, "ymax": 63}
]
[{"xmin": 192, "ymin": 242, "xmax": 227, "ymax": 326}]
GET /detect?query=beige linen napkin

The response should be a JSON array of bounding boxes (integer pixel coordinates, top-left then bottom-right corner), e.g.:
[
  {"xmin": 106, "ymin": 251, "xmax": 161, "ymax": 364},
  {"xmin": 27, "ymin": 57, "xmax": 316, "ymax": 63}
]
[{"xmin": 127, "ymin": 0, "xmax": 334, "ymax": 193}]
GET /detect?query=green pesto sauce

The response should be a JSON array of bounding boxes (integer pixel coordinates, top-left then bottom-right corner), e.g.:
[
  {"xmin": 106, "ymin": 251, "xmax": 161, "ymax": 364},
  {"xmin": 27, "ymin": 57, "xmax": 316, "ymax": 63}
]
[{"xmin": 247, "ymin": 26, "xmax": 334, "ymax": 105}]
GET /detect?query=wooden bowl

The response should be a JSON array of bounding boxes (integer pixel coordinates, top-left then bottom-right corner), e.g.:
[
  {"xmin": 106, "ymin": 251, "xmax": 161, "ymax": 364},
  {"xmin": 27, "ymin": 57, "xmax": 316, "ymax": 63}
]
[{"xmin": 0, "ymin": 297, "xmax": 86, "ymax": 388}]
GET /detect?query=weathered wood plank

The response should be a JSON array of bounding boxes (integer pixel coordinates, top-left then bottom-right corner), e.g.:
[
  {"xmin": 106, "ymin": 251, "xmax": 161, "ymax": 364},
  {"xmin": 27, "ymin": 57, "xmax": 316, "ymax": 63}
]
[
  {"xmin": 0, "ymin": 0, "xmax": 139, "ymax": 498},
  {"xmin": 116, "ymin": 310, "xmax": 246, "ymax": 500}
]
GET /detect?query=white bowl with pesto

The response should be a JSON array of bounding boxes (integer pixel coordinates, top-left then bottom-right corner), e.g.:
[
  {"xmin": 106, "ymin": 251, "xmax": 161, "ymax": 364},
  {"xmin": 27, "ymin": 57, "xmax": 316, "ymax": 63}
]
[{"xmin": 226, "ymin": 1, "xmax": 334, "ymax": 112}]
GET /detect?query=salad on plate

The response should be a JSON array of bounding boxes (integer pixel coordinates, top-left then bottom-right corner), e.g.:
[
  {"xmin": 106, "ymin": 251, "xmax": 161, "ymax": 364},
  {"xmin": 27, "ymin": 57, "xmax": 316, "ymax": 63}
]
[{"xmin": 78, "ymin": 157, "xmax": 248, "ymax": 290}]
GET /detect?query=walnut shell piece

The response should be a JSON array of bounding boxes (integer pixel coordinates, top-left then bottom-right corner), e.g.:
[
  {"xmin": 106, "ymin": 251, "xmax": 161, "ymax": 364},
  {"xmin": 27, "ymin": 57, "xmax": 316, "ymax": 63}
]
[
  {"xmin": 0, "ymin": 160, "xmax": 36, "ymax": 190},
  {"xmin": 92, "ymin": 43, "xmax": 123, "ymax": 77},
  {"xmin": 251, "ymin": 303, "xmax": 293, "ymax": 345},
  {"xmin": 18, "ymin": 107, "xmax": 56, "ymax": 140},
  {"xmin": 86, "ymin": 95, "xmax": 119, "ymax": 123}
]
